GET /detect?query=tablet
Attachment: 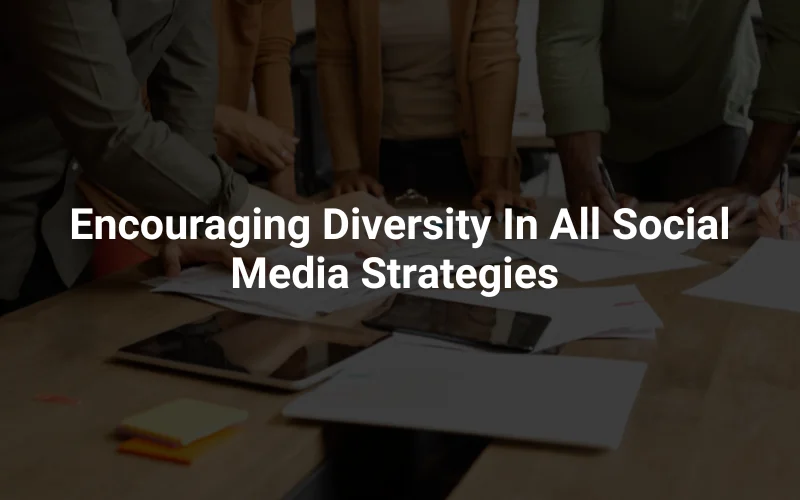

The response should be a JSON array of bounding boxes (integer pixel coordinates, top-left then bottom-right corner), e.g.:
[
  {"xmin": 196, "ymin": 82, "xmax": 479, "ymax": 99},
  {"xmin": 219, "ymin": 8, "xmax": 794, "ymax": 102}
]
[
  {"xmin": 114, "ymin": 312, "xmax": 388, "ymax": 391},
  {"xmin": 362, "ymin": 294, "xmax": 552, "ymax": 353}
]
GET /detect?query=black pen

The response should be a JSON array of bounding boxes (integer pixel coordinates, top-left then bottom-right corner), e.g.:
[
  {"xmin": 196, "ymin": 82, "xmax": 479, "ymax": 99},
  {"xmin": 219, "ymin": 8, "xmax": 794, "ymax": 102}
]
[
  {"xmin": 780, "ymin": 163, "xmax": 789, "ymax": 240},
  {"xmin": 597, "ymin": 156, "xmax": 617, "ymax": 203}
]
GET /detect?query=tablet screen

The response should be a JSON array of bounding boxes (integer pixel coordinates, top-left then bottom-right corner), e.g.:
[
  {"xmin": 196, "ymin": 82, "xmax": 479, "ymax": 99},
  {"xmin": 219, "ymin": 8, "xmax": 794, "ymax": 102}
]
[
  {"xmin": 118, "ymin": 312, "xmax": 385, "ymax": 382},
  {"xmin": 362, "ymin": 294, "xmax": 552, "ymax": 352}
]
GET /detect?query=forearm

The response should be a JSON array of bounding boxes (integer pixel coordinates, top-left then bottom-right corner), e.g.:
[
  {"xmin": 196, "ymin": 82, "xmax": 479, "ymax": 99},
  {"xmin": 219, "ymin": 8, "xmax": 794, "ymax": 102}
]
[
  {"xmin": 254, "ymin": 0, "xmax": 296, "ymax": 131},
  {"xmin": 736, "ymin": 119, "xmax": 799, "ymax": 193},
  {"xmin": 268, "ymin": 168, "xmax": 300, "ymax": 199},
  {"xmin": 555, "ymin": 132, "xmax": 602, "ymax": 173},
  {"xmin": 316, "ymin": 0, "xmax": 362, "ymax": 172},
  {"xmin": 469, "ymin": 0, "xmax": 519, "ymax": 158},
  {"xmin": 479, "ymin": 157, "xmax": 509, "ymax": 187}
]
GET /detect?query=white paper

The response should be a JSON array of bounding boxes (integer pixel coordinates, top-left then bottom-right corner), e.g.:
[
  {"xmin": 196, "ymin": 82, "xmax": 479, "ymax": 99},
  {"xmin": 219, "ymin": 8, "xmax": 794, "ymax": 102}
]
[
  {"xmin": 284, "ymin": 340, "xmax": 647, "ymax": 450},
  {"xmin": 411, "ymin": 285, "xmax": 661, "ymax": 350},
  {"xmin": 501, "ymin": 239, "xmax": 706, "ymax": 282},
  {"xmin": 684, "ymin": 237, "xmax": 800, "ymax": 312},
  {"xmin": 150, "ymin": 240, "xmax": 521, "ymax": 319}
]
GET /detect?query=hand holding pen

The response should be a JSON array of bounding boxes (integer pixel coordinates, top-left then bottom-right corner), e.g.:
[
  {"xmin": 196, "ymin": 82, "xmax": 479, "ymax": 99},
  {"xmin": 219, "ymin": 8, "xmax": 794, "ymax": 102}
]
[
  {"xmin": 563, "ymin": 155, "xmax": 638, "ymax": 233},
  {"xmin": 758, "ymin": 164, "xmax": 800, "ymax": 240}
]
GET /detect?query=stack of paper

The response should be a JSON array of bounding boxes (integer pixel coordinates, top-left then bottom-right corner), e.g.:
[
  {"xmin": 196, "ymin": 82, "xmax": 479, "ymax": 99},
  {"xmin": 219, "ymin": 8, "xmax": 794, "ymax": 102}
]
[
  {"xmin": 411, "ymin": 284, "xmax": 661, "ymax": 350},
  {"xmin": 685, "ymin": 237, "xmax": 800, "ymax": 312},
  {"xmin": 501, "ymin": 235, "xmax": 706, "ymax": 282},
  {"xmin": 283, "ymin": 339, "xmax": 647, "ymax": 450},
  {"xmin": 117, "ymin": 399, "xmax": 247, "ymax": 465},
  {"xmin": 152, "ymin": 238, "xmax": 522, "ymax": 319}
]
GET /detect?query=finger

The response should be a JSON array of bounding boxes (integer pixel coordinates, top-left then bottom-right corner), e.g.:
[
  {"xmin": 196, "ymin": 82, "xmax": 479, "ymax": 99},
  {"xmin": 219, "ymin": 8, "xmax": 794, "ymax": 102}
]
[
  {"xmin": 160, "ymin": 243, "xmax": 183, "ymax": 277},
  {"xmin": 595, "ymin": 192, "xmax": 621, "ymax": 223},
  {"xmin": 355, "ymin": 179, "xmax": 369, "ymax": 193},
  {"xmin": 472, "ymin": 194, "xmax": 491, "ymax": 217},
  {"xmin": 515, "ymin": 196, "xmax": 537, "ymax": 212},
  {"xmin": 257, "ymin": 145, "xmax": 286, "ymax": 170},
  {"xmin": 233, "ymin": 247, "xmax": 262, "ymax": 270},
  {"xmin": 216, "ymin": 247, "xmax": 241, "ymax": 271},
  {"xmin": 279, "ymin": 149, "xmax": 295, "ymax": 165},
  {"xmin": 730, "ymin": 204, "xmax": 752, "ymax": 228},
  {"xmin": 756, "ymin": 214, "xmax": 777, "ymax": 236},
  {"xmin": 280, "ymin": 135, "xmax": 298, "ymax": 155},
  {"xmin": 760, "ymin": 190, "xmax": 781, "ymax": 217},
  {"xmin": 368, "ymin": 180, "xmax": 385, "ymax": 198},
  {"xmin": 494, "ymin": 194, "xmax": 511, "ymax": 221},
  {"xmin": 366, "ymin": 196, "xmax": 397, "ymax": 217},
  {"xmin": 669, "ymin": 196, "xmax": 697, "ymax": 215},
  {"xmin": 779, "ymin": 204, "xmax": 800, "ymax": 226},
  {"xmin": 332, "ymin": 182, "xmax": 344, "ymax": 197},
  {"xmin": 276, "ymin": 138, "xmax": 296, "ymax": 162},
  {"xmin": 341, "ymin": 183, "xmax": 355, "ymax": 194},
  {"xmin": 695, "ymin": 196, "xmax": 727, "ymax": 218},
  {"xmin": 620, "ymin": 195, "xmax": 639, "ymax": 210}
]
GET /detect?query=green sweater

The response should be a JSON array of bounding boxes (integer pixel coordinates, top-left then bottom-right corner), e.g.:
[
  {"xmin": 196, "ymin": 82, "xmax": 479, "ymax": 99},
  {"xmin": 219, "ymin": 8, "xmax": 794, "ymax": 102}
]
[{"xmin": 537, "ymin": 0, "xmax": 800, "ymax": 162}]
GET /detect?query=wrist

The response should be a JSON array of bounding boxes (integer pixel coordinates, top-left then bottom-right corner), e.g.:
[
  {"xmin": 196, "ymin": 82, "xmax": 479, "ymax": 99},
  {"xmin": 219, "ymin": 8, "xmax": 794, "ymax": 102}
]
[
  {"xmin": 480, "ymin": 157, "xmax": 505, "ymax": 188},
  {"xmin": 214, "ymin": 105, "xmax": 242, "ymax": 138}
]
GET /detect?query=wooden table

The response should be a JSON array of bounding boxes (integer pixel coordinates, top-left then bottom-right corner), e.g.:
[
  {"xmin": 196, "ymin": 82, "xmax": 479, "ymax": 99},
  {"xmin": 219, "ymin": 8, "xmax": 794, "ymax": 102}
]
[
  {"xmin": 0, "ymin": 263, "xmax": 332, "ymax": 500},
  {"xmin": 447, "ymin": 203, "xmax": 800, "ymax": 500},
  {"xmin": 1, "ymin": 200, "xmax": 797, "ymax": 499}
]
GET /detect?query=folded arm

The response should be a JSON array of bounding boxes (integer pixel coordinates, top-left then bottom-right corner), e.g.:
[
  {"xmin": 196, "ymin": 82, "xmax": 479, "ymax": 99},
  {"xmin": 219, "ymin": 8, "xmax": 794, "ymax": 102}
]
[{"xmin": 7, "ymin": 0, "xmax": 250, "ymax": 218}]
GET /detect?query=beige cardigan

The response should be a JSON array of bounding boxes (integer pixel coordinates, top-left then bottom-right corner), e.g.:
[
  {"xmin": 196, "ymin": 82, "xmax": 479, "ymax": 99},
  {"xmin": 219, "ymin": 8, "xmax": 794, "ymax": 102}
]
[{"xmin": 316, "ymin": 0, "xmax": 521, "ymax": 190}]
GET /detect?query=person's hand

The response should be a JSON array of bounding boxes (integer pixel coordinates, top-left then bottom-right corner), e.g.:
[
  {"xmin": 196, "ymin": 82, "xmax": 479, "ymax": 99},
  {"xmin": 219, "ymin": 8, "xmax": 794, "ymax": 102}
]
[
  {"xmin": 472, "ymin": 185, "xmax": 537, "ymax": 220},
  {"xmin": 757, "ymin": 188, "xmax": 800, "ymax": 239},
  {"xmin": 215, "ymin": 105, "xmax": 298, "ymax": 170},
  {"xmin": 473, "ymin": 158, "xmax": 537, "ymax": 220},
  {"xmin": 669, "ymin": 185, "xmax": 758, "ymax": 227},
  {"xmin": 299, "ymin": 192, "xmax": 397, "ymax": 257},
  {"xmin": 160, "ymin": 240, "xmax": 261, "ymax": 278},
  {"xmin": 332, "ymin": 172, "xmax": 385, "ymax": 198},
  {"xmin": 564, "ymin": 166, "xmax": 638, "ymax": 232}
]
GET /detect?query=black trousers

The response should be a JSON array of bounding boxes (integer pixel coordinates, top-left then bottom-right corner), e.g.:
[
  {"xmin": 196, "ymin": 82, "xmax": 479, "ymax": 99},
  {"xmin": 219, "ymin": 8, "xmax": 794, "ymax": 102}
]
[
  {"xmin": 0, "ymin": 173, "xmax": 89, "ymax": 317},
  {"xmin": 602, "ymin": 125, "xmax": 748, "ymax": 202},
  {"xmin": 378, "ymin": 138, "xmax": 474, "ymax": 200},
  {"xmin": 0, "ymin": 233, "xmax": 76, "ymax": 317}
]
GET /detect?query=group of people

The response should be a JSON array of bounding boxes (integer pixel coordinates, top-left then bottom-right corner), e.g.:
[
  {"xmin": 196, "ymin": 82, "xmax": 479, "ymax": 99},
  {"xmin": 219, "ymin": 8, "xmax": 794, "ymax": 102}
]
[{"xmin": 0, "ymin": 0, "xmax": 798, "ymax": 316}]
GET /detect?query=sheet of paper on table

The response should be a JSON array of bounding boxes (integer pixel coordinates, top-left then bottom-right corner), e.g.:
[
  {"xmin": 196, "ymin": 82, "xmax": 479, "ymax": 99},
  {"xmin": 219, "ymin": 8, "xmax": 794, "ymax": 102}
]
[
  {"xmin": 684, "ymin": 237, "xmax": 800, "ymax": 313},
  {"xmin": 411, "ymin": 285, "xmax": 661, "ymax": 350},
  {"xmin": 283, "ymin": 339, "xmax": 647, "ymax": 450},
  {"xmin": 500, "ymin": 238, "xmax": 706, "ymax": 282}
]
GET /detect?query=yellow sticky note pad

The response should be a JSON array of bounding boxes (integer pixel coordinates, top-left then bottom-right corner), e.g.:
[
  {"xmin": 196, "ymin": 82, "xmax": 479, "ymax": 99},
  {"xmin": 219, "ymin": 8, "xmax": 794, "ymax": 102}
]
[
  {"xmin": 118, "ymin": 399, "xmax": 248, "ymax": 447},
  {"xmin": 118, "ymin": 427, "xmax": 239, "ymax": 465}
]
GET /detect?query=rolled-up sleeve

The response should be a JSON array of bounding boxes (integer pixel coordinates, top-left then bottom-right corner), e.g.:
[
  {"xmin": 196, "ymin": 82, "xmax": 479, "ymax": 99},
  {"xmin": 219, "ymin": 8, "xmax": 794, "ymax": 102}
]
[
  {"xmin": 316, "ymin": 0, "xmax": 363, "ymax": 173},
  {"xmin": 537, "ymin": 0, "xmax": 609, "ymax": 137},
  {"xmin": 7, "ymin": 0, "xmax": 249, "ymax": 218},
  {"xmin": 253, "ymin": 0, "xmax": 296, "ymax": 132},
  {"xmin": 469, "ymin": 0, "xmax": 520, "ymax": 159},
  {"xmin": 750, "ymin": 0, "xmax": 800, "ymax": 125}
]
